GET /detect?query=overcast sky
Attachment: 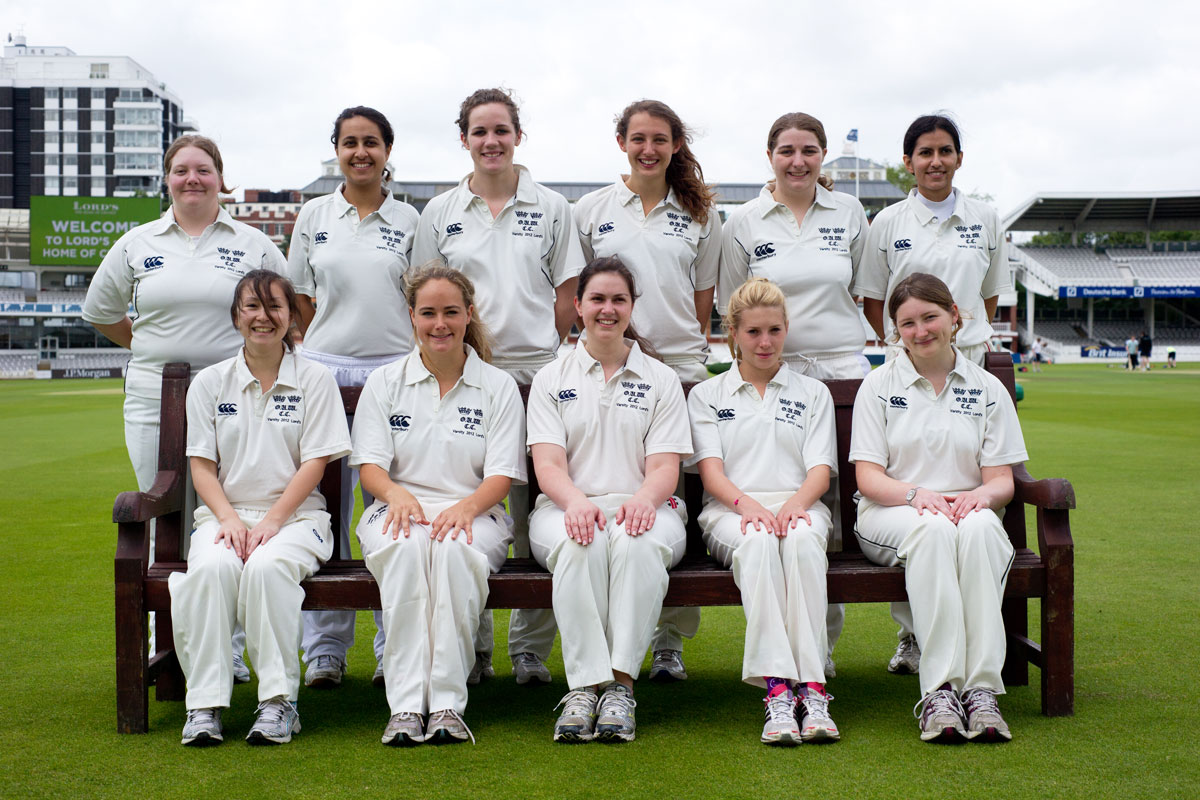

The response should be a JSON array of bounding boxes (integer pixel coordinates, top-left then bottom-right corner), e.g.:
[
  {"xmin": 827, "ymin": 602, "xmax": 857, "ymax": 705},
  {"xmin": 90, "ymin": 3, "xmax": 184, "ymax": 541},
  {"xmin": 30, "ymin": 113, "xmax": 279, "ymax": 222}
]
[{"xmin": 7, "ymin": 0, "xmax": 1197, "ymax": 215}]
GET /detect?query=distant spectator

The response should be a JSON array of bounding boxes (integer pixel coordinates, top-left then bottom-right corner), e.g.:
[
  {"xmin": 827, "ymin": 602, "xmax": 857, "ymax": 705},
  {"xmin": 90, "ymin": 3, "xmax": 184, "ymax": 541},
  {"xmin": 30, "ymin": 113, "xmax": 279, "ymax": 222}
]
[
  {"xmin": 1166, "ymin": 346, "xmax": 1177, "ymax": 368},
  {"xmin": 1138, "ymin": 331, "xmax": 1153, "ymax": 371},
  {"xmin": 1030, "ymin": 338, "xmax": 1042, "ymax": 372},
  {"xmin": 1126, "ymin": 334, "xmax": 1139, "ymax": 370}
]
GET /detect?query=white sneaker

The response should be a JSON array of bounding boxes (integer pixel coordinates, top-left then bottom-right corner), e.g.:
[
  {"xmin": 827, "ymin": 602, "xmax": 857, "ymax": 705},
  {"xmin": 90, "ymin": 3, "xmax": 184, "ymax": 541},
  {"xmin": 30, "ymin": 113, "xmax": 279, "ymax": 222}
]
[
  {"xmin": 914, "ymin": 689, "xmax": 968, "ymax": 743},
  {"xmin": 304, "ymin": 654, "xmax": 346, "ymax": 689},
  {"xmin": 797, "ymin": 686, "xmax": 840, "ymax": 742},
  {"xmin": 232, "ymin": 654, "xmax": 251, "ymax": 684},
  {"xmin": 824, "ymin": 654, "xmax": 837, "ymax": 680},
  {"xmin": 594, "ymin": 683, "xmax": 637, "ymax": 743},
  {"xmin": 553, "ymin": 687, "xmax": 599, "ymax": 743},
  {"xmin": 888, "ymin": 635, "xmax": 921, "ymax": 675},
  {"xmin": 181, "ymin": 707, "xmax": 223, "ymax": 746},
  {"xmin": 381, "ymin": 712, "xmax": 423, "ymax": 746},
  {"xmin": 760, "ymin": 688, "xmax": 801, "ymax": 746},
  {"xmin": 649, "ymin": 649, "xmax": 687, "ymax": 682},
  {"xmin": 425, "ymin": 709, "xmax": 475, "ymax": 744},
  {"xmin": 512, "ymin": 652, "xmax": 552, "ymax": 685},
  {"xmin": 246, "ymin": 696, "xmax": 300, "ymax": 745},
  {"xmin": 372, "ymin": 662, "xmax": 385, "ymax": 689},
  {"xmin": 962, "ymin": 688, "xmax": 1012, "ymax": 742},
  {"xmin": 467, "ymin": 651, "xmax": 494, "ymax": 685}
]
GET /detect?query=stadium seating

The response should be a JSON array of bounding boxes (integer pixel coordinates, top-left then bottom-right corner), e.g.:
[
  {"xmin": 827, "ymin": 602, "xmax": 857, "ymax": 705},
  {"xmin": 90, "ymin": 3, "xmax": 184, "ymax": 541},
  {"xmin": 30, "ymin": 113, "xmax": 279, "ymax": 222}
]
[
  {"xmin": 1019, "ymin": 247, "xmax": 1127, "ymax": 285},
  {"xmin": 0, "ymin": 353, "xmax": 37, "ymax": 378}
]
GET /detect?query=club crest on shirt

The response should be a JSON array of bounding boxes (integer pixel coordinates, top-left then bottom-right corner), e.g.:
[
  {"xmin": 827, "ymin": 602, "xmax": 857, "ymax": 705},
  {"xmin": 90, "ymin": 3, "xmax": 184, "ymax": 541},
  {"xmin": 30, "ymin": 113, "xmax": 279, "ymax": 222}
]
[
  {"xmin": 377, "ymin": 226, "xmax": 407, "ymax": 255},
  {"xmin": 267, "ymin": 393, "xmax": 303, "ymax": 424},
  {"xmin": 955, "ymin": 224, "xmax": 985, "ymax": 250},
  {"xmin": 818, "ymin": 227, "xmax": 848, "ymax": 253},
  {"xmin": 663, "ymin": 211, "xmax": 693, "ymax": 240},
  {"xmin": 213, "ymin": 246, "xmax": 247, "ymax": 275},
  {"xmin": 617, "ymin": 380, "xmax": 650, "ymax": 412},
  {"xmin": 513, "ymin": 209, "xmax": 544, "ymax": 240},
  {"xmin": 454, "ymin": 406, "xmax": 485, "ymax": 439},
  {"xmin": 950, "ymin": 386, "xmax": 984, "ymax": 417},
  {"xmin": 775, "ymin": 396, "xmax": 806, "ymax": 429}
]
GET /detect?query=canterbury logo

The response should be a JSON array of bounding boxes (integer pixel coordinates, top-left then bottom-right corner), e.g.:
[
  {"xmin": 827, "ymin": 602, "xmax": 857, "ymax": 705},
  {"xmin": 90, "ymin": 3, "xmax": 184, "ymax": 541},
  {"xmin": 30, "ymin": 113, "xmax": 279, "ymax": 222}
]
[
  {"xmin": 557, "ymin": 389, "xmax": 578, "ymax": 401},
  {"xmin": 893, "ymin": 239, "xmax": 912, "ymax": 250},
  {"xmin": 716, "ymin": 408, "xmax": 736, "ymax": 420},
  {"xmin": 446, "ymin": 223, "xmax": 463, "ymax": 235},
  {"xmin": 753, "ymin": 243, "xmax": 775, "ymax": 258},
  {"xmin": 598, "ymin": 222, "xmax": 614, "ymax": 234},
  {"xmin": 217, "ymin": 403, "xmax": 237, "ymax": 414},
  {"xmin": 143, "ymin": 256, "xmax": 164, "ymax": 269},
  {"xmin": 389, "ymin": 414, "xmax": 411, "ymax": 430},
  {"xmin": 889, "ymin": 396, "xmax": 908, "ymax": 409},
  {"xmin": 314, "ymin": 232, "xmax": 328, "ymax": 243}
]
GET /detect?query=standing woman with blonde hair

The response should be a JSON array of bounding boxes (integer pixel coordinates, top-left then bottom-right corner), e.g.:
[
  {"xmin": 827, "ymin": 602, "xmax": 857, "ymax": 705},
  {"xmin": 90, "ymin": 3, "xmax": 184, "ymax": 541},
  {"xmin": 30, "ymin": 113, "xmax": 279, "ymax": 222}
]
[
  {"xmin": 352, "ymin": 264, "xmax": 525, "ymax": 745},
  {"xmin": 857, "ymin": 113, "xmax": 1012, "ymax": 676},
  {"xmin": 688, "ymin": 277, "xmax": 840, "ymax": 745},
  {"xmin": 287, "ymin": 105, "xmax": 420, "ymax": 690},
  {"xmin": 412, "ymin": 87, "xmax": 584, "ymax": 687},
  {"xmin": 83, "ymin": 134, "xmax": 286, "ymax": 679},
  {"xmin": 573, "ymin": 98, "xmax": 722, "ymax": 680}
]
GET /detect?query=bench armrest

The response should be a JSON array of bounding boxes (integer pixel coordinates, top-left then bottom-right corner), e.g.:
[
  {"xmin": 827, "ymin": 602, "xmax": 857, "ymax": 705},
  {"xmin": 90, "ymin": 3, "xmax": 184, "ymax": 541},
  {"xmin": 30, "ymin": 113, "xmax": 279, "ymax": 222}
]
[
  {"xmin": 112, "ymin": 469, "xmax": 184, "ymax": 524},
  {"xmin": 1012, "ymin": 463, "xmax": 1075, "ymax": 511}
]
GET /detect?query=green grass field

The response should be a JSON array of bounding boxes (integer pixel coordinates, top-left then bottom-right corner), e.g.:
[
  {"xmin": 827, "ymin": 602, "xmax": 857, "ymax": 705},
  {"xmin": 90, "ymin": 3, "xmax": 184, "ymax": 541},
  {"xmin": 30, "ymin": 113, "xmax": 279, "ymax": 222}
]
[{"xmin": 1, "ymin": 364, "xmax": 1198, "ymax": 799}]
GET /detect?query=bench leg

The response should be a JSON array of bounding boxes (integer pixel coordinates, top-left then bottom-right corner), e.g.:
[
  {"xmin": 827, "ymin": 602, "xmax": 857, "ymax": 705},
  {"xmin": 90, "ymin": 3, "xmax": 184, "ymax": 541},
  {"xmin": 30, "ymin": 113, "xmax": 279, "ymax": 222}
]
[
  {"xmin": 1041, "ymin": 543, "xmax": 1075, "ymax": 716},
  {"xmin": 1001, "ymin": 596, "xmax": 1030, "ymax": 687},
  {"xmin": 115, "ymin": 574, "xmax": 148, "ymax": 733},
  {"xmin": 153, "ymin": 610, "xmax": 185, "ymax": 702}
]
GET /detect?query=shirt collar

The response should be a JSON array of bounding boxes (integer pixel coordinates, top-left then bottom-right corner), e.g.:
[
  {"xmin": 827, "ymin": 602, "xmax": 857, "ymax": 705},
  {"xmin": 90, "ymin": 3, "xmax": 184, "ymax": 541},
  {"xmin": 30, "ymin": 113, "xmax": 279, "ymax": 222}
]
[
  {"xmin": 332, "ymin": 185, "xmax": 403, "ymax": 224},
  {"xmin": 615, "ymin": 177, "xmax": 680, "ymax": 212},
  {"xmin": 234, "ymin": 347, "xmax": 300, "ymax": 392},
  {"xmin": 906, "ymin": 187, "xmax": 961, "ymax": 225},
  {"xmin": 571, "ymin": 336, "xmax": 650, "ymax": 379},
  {"xmin": 401, "ymin": 346, "xmax": 486, "ymax": 389},
  {"xmin": 894, "ymin": 346, "xmax": 970, "ymax": 388},
  {"xmin": 756, "ymin": 182, "xmax": 835, "ymax": 218},
  {"xmin": 721, "ymin": 359, "xmax": 790, "ymax": 397},
  {"xmin": 158, "ymin": 205, "xmax": 237, "ymax": 237},
  {"xmin": 453, "ymin": 165, "xmax": 536, "ymax": 212}
]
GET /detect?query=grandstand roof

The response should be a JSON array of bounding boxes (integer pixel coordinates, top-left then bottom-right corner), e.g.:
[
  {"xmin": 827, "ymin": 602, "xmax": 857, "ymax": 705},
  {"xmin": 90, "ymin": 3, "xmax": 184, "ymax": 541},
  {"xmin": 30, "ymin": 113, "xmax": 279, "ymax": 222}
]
[{"xmin": 1003, "ymin": 191, "xmax": 1200, "ymax": 233}]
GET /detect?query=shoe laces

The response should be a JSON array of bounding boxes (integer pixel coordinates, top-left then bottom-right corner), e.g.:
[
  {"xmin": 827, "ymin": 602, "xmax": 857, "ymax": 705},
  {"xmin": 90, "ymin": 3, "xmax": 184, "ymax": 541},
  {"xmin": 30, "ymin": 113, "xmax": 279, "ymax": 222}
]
[
  {"xmin": 599, "ymin": 684, "xmax": 636, "ymax": 717},
  {"xmin": 515, "ymin": 652, "xmax": 542, "ymax": 669},
  {"xmin": 655, "ymin": 649, "xmax": 683, "ymax": 668},
  {"xmin": 800, "ymin": 688, "xmax": 834, "ymax": 721},
  {"xmin": 913, "ymin": 689, "xmax": 964, "ymax": 722},
  {"xmin": 899, "ymin": 635, "xmax": 919, "ymax": 658},
  {"xmin": 313, "ymin": 654, "xmax": 343, "ymax": 671},
  {"xmin": 555, "ymin": 688, "xmax": 598, "ymax": 717},
  {"xmin": 763, "ymin": 689, "xmax": 796, "ymax": 725},
  {"xmin": 962, "ymin": 688, "xmax": 1000, "ymax": 716},
  {"xmin": 186, "ymin": 707, "xmax": 218, "ymax": 725},
  {"xmin": 255, "ymin": 696, "xmax": 294, "ymax": 726},
  {"xmin": 428, "ymin": 708, "xmax": 475, "ymax": 744}
]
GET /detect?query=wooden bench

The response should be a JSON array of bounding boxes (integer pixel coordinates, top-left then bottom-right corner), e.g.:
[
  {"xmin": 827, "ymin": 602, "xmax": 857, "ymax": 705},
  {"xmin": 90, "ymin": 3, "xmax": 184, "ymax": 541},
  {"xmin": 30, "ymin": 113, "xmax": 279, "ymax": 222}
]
[{"xmin": 113, "ymin": 353, "xmax": 1075, "ymax": 733}]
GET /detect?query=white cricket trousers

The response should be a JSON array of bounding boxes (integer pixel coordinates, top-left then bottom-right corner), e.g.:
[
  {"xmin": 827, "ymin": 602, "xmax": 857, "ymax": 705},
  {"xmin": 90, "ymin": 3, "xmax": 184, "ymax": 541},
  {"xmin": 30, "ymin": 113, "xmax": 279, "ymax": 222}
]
[
  {"xmin": 357, "ymin": 499, "xmax": 513, "ymax": 716},
  {"xmin": 855, "ymin": 501, "xmax": 1013, "ymax": 697},
  {"xmin": 702, "ymin": 497, "xmax": 832, "ymax": 687},
  {"xmin": 529, "ymin": 495, "xmax": 687, "ymax": 689},
  {"xmin": 168, "ymin": 509, "xmax": 333, "ymax": 709}
]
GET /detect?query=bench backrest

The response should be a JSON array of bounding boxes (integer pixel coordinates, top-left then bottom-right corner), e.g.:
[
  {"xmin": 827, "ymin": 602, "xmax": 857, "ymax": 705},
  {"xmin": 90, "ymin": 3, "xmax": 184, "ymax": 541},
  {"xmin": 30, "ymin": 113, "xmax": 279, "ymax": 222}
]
[{"xmin": 156, "ymin": 353, "xmax": 1021, "ymax": 562}]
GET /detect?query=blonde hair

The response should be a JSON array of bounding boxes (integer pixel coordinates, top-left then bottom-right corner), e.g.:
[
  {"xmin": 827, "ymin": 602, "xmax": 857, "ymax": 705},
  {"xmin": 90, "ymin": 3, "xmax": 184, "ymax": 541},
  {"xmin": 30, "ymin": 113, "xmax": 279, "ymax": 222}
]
[
  {"xmin": 405, "ymin": 262, "xmax": 495, "ymax": 363},
  {"xmin": 723, "ymin": 277, "xmax": 788, "ymax": 363}
]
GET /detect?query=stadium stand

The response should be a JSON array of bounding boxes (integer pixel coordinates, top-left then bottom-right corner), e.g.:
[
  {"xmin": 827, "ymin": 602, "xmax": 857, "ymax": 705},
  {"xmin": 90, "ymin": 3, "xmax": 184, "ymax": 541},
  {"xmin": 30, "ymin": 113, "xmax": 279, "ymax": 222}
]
[
  {"xmin": 1018, "ymin": 247, "xmax": 1128, "ymax": 285},
  {"xmin": 51, "ymin": 350, "xmax": 130, "ymax": 370},
  {"xmin": 0, "ymin": 353, "xmax": 37, "ymax": 378},
  {"xmin": 37, "ymin": 290, "xmax": 88, "ymax": 306},
  {"xmin": 0, "ymin": 289, "xmax": 25, "ymax": 303}
]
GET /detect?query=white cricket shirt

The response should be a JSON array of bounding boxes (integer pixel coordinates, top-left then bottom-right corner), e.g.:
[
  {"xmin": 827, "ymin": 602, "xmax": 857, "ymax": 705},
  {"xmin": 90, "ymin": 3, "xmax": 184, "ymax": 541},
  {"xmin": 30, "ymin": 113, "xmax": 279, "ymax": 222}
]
[
  {"xmin": 83, "ymin": 207, "xmax": 286, "ymax": 400},
  {"xmin": 574, "ymin": 179, "xmax": 720, "ymax": 363},
  {"xmin": 686, "ymin": 362, "xmax": 837, "ymax": 511},
  {"xmin": 410, "ymin": 166, "xmax": 583, "ymax": 365},
  {"xmin": 349, "ymin": 347, "xmax": 527, "ymax": 505},
  {"xmin": 858, "ymin": 188, "xmax": 1010, "ymax": 347},
  {"xmin": 287, "ymin": 188, "xmax": 420, "ymax": 358},
  {"xmin": 849, "ymin": 349, "xmax": 1028, "ymax": 497},
  {"xmin": 526, "ymin": 340, "xmax": 692, "ymax": 498},
  {"xmin": 185, "ymin": 349, "xmax": 352, "ymax": 514},
  {"xmin": 719, "ymin": 183, "xmax": 868, "ymax": 358}
]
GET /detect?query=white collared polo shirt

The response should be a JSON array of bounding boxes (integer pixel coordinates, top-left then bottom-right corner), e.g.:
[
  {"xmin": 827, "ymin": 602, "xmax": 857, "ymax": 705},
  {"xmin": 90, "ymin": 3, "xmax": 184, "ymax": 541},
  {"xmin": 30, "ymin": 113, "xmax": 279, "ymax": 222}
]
[
  {"xmin": 287, "ymin": 188, "xmax": 420, "ymax": 358},
  {"xmin": 410, "ymin": 166, "xmax": 583, "ymax": 366},
  {"xmin": 574, "ymin": 179, "xmax": 721, "ymax": 363},
  {"xmin": 526, "ymin": 340, "xmax": 692, "ymax": 498},
  {"xmin": 349, "ymin": 347, "xmax": 527, "ymax": 506},
  {"xmin": 858, "ymin": 188, "xmax": 1010, "ymax": 347},
  {"xmin": 849, "ymin": 349, "xmax": 1027, "ymax": 497},
  {"xmin": 686, "ymin": 362, "xmax": 837, "ymax": 510},
  {"xmin": 83, "ymin": 207, "xmax": 286, "ymax": 401},
  {"xmin": 719, "ymin": 183, "xmax": 868, "ymax": 358},
  {"xmin": 185, "ymin": 349, "xmax": 351, "ymax": 514}
]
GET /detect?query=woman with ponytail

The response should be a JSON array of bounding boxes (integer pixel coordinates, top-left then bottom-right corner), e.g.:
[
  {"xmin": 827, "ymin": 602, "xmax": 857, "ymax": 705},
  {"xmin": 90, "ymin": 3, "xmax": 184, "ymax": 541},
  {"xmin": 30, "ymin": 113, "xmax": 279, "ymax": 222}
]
[
  {"xmin": 526, "ymin": 257, "xmax": 692, "ymax": 743},
  {"xmin": 350, "ymin": 264, "xmax": 526, "ymax": 746}
]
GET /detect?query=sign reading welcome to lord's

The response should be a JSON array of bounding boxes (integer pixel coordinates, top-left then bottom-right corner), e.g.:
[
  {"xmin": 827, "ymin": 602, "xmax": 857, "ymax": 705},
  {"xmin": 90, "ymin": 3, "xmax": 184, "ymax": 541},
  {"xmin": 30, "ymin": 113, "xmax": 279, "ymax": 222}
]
[{"xmin": 29, "ymin": 196, "xmax": 160, "ymax": 267}]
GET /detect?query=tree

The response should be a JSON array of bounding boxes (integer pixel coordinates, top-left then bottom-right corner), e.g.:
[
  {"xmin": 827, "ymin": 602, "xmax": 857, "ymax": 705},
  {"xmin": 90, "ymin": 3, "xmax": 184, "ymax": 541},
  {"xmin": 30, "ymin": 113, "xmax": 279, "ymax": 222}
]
[{"xmin": 885, "ymin": 163, "xmax": 914, "ymax": 195}]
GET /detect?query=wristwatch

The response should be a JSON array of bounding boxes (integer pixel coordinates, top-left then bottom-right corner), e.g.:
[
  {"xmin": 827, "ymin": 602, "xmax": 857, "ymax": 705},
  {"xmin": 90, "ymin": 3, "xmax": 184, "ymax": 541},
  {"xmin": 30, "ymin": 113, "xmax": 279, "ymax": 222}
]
[{"xmin": 905, "ymin": 487, "xmax": 919, "ymax": 506}]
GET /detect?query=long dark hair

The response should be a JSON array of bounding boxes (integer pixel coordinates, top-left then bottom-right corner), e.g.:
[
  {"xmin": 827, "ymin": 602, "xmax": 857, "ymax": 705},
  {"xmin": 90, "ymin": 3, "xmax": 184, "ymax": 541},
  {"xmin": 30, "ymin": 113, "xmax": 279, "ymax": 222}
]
[
  {"xmin": 231, "ymin": 270, "xmax": 300, "ymax": 351},
  {"xmin": 576, "ymin": 256, "xmax": 660, "ymax": 361},
  {"xmin": 616, "ymin": 100, "xmax": 713, "ymax": 225},
  {"xmin": 330, "ymin": 106, "xmax": 396, "ymax": 185}
]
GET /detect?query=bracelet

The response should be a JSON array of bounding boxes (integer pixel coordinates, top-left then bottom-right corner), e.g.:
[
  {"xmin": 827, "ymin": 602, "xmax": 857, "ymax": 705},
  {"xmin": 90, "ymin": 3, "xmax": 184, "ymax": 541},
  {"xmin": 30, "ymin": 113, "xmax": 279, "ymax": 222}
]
[{"xmin": 734, "ymin": 494, "xmax": 745, "ymax": 506}]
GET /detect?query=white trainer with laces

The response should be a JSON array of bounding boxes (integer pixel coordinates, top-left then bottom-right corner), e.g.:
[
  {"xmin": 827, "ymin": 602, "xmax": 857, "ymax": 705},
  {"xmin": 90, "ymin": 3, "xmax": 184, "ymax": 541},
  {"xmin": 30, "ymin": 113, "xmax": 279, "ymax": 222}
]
[
  {"xmin": 381, "ymin": 712, "xmax": 424, "ymax": 746},
  {"xmin": 797, "ymin": 686, "xmax": 840, "ymax": 742},
  {"xmin": 512, "ymin": 652, "xmax": 552, "ymax": 685},
  {"xmin": 304, "ymin": 654, "xmax": 346, "ymax": 688},
  {"xmin": 914, "ymin": 688, "xmax": 968, "ymax": 743},
  {"xmin": 425, "ymin": 709, "xmax": 475, "ymax": 744},
  {"xmin": 553, "ymin": 687, "xmax": 599, "ymax": 743},
  {"xmin": 246, "ymin": 696, "xmax": 300, "ymax": 745},
  {"xmin": 181, "ymin": 707, "xmax": 223, "ymax": 746},
  {"xmin": 232, "ymin": 654, "xmax": 251, "ymax": 684},
  {"xmin": 467, "ymin": 651, "xmax": 494, "ymax": 685},
  {"xmin": 760, "ymin": 688, "xmax": 801, "ymax": 746},
  {"xmin": 594, "ymin": 683, "xmax": 637, "ymax": 742},
  {"xmin": 888, "ymin": 634, "xmax": 921, "ymax": 675},
  {"xmin": 961, "ymin": 688, "xmax": 1012, "ymax": 742},
  {"xmin": 649, "ymin": 649, "xmax": 687, "ymax": 682}
]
